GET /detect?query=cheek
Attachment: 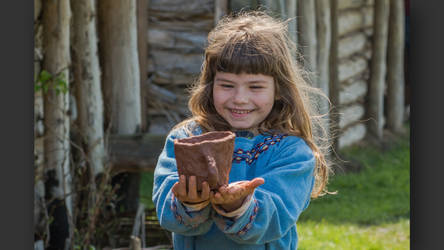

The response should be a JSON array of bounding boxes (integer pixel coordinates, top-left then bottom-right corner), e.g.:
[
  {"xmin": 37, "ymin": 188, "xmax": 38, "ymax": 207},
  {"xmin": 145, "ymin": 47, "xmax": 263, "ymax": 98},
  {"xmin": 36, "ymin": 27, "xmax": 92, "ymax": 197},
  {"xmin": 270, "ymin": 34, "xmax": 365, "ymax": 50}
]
[{"xmin": 212, "ymin": 89, "xmax": 225, "ymax": 111}]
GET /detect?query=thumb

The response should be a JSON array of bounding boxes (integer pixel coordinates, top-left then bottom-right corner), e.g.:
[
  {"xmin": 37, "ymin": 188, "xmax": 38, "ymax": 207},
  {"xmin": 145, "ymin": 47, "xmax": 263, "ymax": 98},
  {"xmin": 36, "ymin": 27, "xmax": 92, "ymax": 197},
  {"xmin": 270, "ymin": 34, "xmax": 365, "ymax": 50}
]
[{"xmin": 247, "ymin": 177, "xmax": 265, "ymax": 190}]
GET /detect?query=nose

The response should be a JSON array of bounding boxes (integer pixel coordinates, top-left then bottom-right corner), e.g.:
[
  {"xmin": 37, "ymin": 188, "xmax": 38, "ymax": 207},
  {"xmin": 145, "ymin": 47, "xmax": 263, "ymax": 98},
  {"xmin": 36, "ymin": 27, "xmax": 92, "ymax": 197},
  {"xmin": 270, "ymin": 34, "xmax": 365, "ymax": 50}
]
[{"xmin": 232, "ymin": 87, "xmax": 248, "ymax": 104}]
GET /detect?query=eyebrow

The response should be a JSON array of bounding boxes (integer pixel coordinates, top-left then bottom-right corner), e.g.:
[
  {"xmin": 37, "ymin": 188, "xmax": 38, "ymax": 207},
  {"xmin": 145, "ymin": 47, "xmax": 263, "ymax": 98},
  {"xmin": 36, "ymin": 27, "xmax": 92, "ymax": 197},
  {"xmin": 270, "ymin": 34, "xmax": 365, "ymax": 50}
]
[{"xmin": 214, "ymin": 77, "xmax": 269, "ymax": 84}]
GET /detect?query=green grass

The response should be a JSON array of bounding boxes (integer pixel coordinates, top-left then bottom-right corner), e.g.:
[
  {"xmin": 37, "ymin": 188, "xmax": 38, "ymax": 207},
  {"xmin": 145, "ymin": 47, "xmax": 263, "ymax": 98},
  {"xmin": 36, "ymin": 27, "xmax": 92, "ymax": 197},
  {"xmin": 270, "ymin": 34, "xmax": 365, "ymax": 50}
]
[
  {"xmin": 298, "ymin": 219, "xmax": 409, "ymax": 250},
  {"xmin": 140, "ymin": 127, "xmax": 410, "ymax": 249},
  {"xmin": 140, "ymin": 172, "xmax": 155, "ymax": 210},
  {"xmin": 298, "ymin": 128, "xmax": 410, "ymax": 249}
]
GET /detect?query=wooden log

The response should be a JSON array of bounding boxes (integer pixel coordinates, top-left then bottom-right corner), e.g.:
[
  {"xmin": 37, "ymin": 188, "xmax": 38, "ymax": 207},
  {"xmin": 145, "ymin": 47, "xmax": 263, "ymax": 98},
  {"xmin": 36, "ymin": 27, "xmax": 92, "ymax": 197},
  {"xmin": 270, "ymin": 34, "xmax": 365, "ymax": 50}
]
[
  {"xmin": 138, "ymin": 0, "xmax": 149, "ymax": 132},
  {"xmin": 285, "ymin": 0, "xmax": 297, "ymax": 44},
  {"xmin": 387, "ymin": 0, "xmax": 405, "ymax": 132},
  {"xmin": 129, "ymin": 236, "xmax": 142, "ymax": 250},
  {"xmin": 315, "ymin": 0, "xmax": 331, "ymax": 118},
  {"xmin": 214, "ymin": 0, "xmax": 228, "ymax": 25},
  {"xmin": 329, "ymin": 0, "xmax": 340, "ymax": 151},
  {"xmin": 72, "ymin": 0, "xmax": 105, "ymax": 176},
  {"xmin": 98, "ymin": 0, "xmax": 143, "ymax": 213},
  {"xmin": 109, "ymin": 134, "xmax": 167, "ymax": 174},
  {"xmin": 368, "ymin": 0, "xmax": 390, "ymax": 139},
  {"xmin": 42, "ymin": 0, "xmax": 73, "ymax": 247},
  {"xmin": 298, "ymin": 0, "xmax": 317, "ymax": 75}
]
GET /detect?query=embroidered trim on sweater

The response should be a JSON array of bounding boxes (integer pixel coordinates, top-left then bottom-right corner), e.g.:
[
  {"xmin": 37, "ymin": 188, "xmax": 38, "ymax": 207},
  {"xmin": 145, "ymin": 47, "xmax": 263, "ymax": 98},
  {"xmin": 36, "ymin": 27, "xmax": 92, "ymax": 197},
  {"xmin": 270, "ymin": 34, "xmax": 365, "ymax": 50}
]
[
  {"xmin": 171, "ymin": 194, "xmax": 184, "ymax": 224},
  {"xmin": 233, "ymin": 134, "xmax": 287, "ymax": 165},
  {"xmin": 236, "ymin": 198, "xmax": 259, "ymax": 236}
]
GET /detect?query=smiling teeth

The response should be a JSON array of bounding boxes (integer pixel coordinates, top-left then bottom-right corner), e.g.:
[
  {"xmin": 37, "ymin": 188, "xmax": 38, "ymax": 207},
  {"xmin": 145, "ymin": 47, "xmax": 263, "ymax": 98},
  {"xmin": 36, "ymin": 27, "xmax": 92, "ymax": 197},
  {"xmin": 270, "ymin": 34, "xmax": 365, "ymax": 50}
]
[{"xmin": 231, "ymin": 109, "xmax": 251, "ymax": 114}]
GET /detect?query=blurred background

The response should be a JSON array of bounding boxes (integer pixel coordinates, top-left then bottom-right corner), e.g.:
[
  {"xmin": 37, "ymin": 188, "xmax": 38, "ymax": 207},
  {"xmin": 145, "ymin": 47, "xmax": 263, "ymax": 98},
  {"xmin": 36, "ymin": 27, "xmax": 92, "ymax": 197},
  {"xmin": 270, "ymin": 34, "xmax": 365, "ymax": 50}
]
[{"xmin": 34, "ymin": 0, "xmax": 410, "ymax": 249}]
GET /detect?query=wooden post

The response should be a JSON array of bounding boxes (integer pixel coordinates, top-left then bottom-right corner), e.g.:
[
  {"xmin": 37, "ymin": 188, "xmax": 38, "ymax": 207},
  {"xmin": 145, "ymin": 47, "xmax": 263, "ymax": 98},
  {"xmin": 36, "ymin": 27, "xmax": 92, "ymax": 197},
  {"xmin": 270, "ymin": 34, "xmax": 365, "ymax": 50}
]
[
  {"xmin": 315, "ymin": 0, "xmax": 331, "ymax": 118},
  {"xmin": 329, "ymin": 0, "xmax": 340, "ymax": 151},
  {"xmin": 285, "ymin": 0, "xmax": 297, "ymax": 44},
  {"xmin": 387, "ymin": 0, "xmax": 405, "ymax": 132},
  {"xmin": 215, "ymin": 0, "xmax": 228, "ymax": 25},
  {"xmin": 42, "ymin": 0, "xmax": 72, "ymax": 247},
  {"xmin": 98, "ymin": 0, "xmax": 142, "ymax": 213},
  {"xmin": 137, "ymin": 0, "xmax": 149, "ymax": 132},
  {"xmin": 72, "ymin": 0, "xmax": 105, "ymax": 177},
  {"xmin": 297, "ymin": 0, "xmax": 317, "ymax": 76},
  {"xmin": 368, "ymin": 0, "xmax": 390, "ymax": 139}
]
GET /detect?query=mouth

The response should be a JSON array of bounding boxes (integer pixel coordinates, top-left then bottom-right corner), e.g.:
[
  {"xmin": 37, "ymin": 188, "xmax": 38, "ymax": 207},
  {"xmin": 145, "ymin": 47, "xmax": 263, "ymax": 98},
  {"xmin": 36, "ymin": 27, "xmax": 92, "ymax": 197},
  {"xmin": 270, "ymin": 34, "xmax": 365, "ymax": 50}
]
[
  {"xmin": 230, "ymin": 109, "xmax": 253, "ymax": 114},
  {"xmin": 228, "ymin": 108, "xmax": 254, "ymax": 118}
]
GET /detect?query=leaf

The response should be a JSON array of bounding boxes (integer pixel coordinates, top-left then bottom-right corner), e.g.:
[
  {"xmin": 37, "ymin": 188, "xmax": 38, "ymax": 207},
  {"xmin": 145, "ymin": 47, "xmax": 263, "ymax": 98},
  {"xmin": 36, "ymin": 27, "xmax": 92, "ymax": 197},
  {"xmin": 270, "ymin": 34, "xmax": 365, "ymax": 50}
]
[
  {"xmin": 42, "ymin": 82, "xmax": 49, "ymax": 93},
  {"xmin": 35, "ymin": 84, "xmax": 42, "ymax": 92},
  {"xmin": 38, "ymin": 70, "xmax": 52, "ymax": 84}
]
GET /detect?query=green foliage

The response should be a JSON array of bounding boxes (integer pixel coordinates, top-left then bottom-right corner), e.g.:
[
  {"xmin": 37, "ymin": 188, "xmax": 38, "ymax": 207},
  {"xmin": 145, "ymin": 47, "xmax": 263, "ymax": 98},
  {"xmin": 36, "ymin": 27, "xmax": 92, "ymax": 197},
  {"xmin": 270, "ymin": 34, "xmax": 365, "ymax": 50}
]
[
  {"xmin": 140, "ymin": 172, "xmax": 155, "ymax": 210},
  {"xmin": 35, "ymin": 69, "xmax": 68, "ymax": 95}
]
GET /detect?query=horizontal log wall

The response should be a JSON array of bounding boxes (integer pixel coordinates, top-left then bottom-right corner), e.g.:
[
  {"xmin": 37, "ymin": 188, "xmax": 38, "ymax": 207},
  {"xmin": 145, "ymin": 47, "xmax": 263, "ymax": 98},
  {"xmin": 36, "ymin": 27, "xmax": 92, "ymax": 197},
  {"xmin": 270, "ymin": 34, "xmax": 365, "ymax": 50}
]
[
  {"xmin": 336, "ymin": 0, "xmax": 374, "ymax": 148},
  {"xmin": 146, "ymin": 0, "xmax": 214, "ymax": 134}
]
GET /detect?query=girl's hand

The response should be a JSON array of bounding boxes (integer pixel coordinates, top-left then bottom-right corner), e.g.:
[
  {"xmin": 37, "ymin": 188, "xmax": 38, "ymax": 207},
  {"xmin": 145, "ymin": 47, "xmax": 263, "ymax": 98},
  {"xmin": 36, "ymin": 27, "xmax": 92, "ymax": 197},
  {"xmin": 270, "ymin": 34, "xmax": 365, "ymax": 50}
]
[
  {"xmin": 210, "ymin": 177, "xmax": 265, "ymax": 212},
  {"xmin": 172, "ymin": 175, "xmax": 210, "ymax": 204}
]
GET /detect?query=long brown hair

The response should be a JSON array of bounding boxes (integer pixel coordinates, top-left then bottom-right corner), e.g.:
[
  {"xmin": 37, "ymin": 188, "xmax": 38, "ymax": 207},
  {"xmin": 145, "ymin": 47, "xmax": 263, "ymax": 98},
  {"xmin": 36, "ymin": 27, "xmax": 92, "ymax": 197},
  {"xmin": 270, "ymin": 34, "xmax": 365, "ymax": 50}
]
[{"xmin": 175, "ymin": 11, "xmax": 332, "ymax": 198}]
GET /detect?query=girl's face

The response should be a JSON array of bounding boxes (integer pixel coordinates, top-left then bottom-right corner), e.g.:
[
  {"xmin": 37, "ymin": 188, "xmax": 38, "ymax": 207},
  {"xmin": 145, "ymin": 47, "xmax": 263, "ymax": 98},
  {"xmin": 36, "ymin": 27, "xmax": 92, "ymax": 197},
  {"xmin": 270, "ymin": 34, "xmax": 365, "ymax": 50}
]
[{"xmin": 213, "ymin": 71, "xmax": 275, "ymax": 131}]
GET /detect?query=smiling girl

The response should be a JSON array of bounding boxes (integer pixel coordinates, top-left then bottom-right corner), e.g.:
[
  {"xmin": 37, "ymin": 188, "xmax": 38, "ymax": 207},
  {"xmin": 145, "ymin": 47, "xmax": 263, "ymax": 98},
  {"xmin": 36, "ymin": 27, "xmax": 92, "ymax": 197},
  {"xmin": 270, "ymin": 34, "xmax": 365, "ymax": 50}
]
[{"xmin": 152, "ymin": 11, "xmax": 332, "ymax": 249}]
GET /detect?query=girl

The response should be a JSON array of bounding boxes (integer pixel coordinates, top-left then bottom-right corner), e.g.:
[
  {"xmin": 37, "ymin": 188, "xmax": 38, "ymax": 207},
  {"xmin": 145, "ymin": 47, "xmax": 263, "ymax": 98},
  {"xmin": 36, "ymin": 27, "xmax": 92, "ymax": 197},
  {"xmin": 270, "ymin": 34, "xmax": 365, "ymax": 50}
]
[{"xmin": 153, "ymin": 11, "xmax": 331, "ymax": 249}]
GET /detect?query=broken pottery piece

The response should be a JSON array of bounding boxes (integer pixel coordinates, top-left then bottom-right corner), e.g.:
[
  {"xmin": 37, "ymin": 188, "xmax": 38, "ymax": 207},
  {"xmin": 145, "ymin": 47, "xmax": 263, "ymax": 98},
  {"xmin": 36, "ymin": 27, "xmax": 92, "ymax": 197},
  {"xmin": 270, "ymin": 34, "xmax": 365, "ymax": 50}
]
[{"xmin": 174, "ymin": 131, "xmax": 235, "ymax": 191}]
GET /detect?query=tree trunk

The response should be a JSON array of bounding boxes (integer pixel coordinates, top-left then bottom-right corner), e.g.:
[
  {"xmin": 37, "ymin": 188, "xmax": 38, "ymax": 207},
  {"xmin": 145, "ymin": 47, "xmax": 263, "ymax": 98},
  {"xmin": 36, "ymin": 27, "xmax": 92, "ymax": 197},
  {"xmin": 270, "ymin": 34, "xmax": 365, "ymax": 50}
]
[
  {"xmin": 98, "ymin": 0, "xmax": 142, "ymax": 213},
  {"xmin": 315, "ymin": 0, "xmax": 331, "ymax": 118},
  {"xmin": 368, "ymin": 0, "xmax": 390, "ymax": 139},
  {"xmin": 387, "ymin": 0, "xmax": 405, "ymax": 132},
  {"xmin": 297, "ymin": 0, "xmax": 317, "ymax": 76},
  {"xmin": 214, "ymin": 0, "xmax": 228, "ymax": 25},
  {"xmin": 42, "ymin": 0, "xmax": 72, "ymax": 248},
  {"xmin": 72, "ymin": 0, "xmax": 105, "ymax": 178},
  {"xmin": 329, "ymin": 0, "xmax": 340, "ymax": 151}
]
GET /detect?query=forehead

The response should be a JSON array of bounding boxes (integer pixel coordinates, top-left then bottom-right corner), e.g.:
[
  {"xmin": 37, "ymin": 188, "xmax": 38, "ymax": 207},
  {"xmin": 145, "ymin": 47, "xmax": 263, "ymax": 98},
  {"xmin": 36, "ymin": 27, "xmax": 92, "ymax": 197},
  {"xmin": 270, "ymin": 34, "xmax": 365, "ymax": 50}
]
[{"xmin": 214, "ymin": 71, "xmax": 274, "ymax": 84}]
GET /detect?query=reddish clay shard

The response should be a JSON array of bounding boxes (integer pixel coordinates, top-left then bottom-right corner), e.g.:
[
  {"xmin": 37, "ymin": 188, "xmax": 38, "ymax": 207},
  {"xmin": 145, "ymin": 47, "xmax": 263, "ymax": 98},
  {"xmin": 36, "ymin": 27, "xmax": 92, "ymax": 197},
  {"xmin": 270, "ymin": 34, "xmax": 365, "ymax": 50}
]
[{"xmin": 174, "ymin": 131, "xmax": 235, "ymax": 191}]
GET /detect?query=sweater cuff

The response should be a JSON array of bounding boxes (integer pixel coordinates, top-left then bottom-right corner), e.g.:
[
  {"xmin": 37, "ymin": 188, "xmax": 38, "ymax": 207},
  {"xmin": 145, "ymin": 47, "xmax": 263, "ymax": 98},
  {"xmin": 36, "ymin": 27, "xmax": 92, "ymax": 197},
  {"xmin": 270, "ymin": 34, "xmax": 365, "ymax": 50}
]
[
  {"xmin": 211, "ymin": 194, "xmax": 253, "ymax": 219},
  {"xmin": 182, "ymin": 200, "xmax": 210, "ymax": 212}
]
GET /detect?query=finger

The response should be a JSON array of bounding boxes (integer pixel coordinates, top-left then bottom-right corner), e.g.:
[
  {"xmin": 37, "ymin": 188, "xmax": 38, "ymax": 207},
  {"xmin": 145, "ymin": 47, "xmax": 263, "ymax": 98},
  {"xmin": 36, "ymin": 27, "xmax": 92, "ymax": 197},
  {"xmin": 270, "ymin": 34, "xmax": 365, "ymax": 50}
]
[
  {"xmin": 188, "ymin": 176, "xmax": 198, "ymax": 199},
  {"xmin": 200, "ymin": 181, "xmax": 210, "ymax": 200},
  {"xmin": 247, "ymin": 177, "xmax": 265, "ymax": 190},
  {"xmin": 177, "ymin": 175, "xmax": 187, "ymax": 197},
  {"xmin": 171, "ymin": 182, "xmax": 179, "ymax": 197},
  {"xmin": 211, "ymin": 191, "xmax": 224, "ymax": 204}
]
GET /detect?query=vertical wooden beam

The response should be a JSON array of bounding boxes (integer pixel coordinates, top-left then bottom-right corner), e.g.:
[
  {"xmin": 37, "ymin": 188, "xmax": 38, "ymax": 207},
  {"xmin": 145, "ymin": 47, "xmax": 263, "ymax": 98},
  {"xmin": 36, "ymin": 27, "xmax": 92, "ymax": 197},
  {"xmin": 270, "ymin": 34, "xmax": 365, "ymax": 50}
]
[
  {"xmin": 72, "ymin": 0, "xmax": 105, "ymax": 177},
  {"xmin": 98, "ymin": 0, "xmax": 142, "ymax": 213},
  {"xmin": 387, "ymin": 0, "xmax": 405, "ymax": 132},
  {"xmin": 42, "ymin": 0, "xmax": 72, "ymax": 247},
  {"xmin": 137, "ymin": 0, "xmax": 149, "ymax": 132},
  {"xmin": 368, "ymin": 0, "xmax": 390, "ymax": 139},
  {"xmin": 315, "ymin": 0, "xmax": 331, "ymax": 118},
  {"xmin": 215, "ymin": 0, "xmax": 228, "ymax": 25},
  {"xmin": 297, "ymin": 0, "xmax": 317, "ymax": 76},
  {"xmin": 329, "ymin": 0, "xmax": 340, "ymax": 151},
  {"xmin": 285, "ymin": 0, "xmax": 297, "ymax": 44}
]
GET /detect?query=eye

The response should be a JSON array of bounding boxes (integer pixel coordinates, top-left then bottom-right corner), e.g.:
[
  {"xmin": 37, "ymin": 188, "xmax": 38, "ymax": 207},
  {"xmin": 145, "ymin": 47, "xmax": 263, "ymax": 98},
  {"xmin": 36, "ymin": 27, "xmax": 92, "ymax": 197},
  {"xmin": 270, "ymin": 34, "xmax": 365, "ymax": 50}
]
[
  {"xmin": 250, "ymin": 85, "xmax": 264, "ymax": 89},
  {"xmin": 220, "ymin": 84, "xmax": 234, "ymax": 88}
]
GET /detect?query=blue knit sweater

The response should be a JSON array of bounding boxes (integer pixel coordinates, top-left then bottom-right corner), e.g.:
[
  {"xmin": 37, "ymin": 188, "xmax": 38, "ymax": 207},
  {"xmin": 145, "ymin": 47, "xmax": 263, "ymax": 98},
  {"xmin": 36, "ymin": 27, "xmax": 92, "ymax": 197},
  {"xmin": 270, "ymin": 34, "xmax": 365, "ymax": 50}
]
[{"xmin": 152, "ymin": 126, "xmax": 315, "ymax": 249}]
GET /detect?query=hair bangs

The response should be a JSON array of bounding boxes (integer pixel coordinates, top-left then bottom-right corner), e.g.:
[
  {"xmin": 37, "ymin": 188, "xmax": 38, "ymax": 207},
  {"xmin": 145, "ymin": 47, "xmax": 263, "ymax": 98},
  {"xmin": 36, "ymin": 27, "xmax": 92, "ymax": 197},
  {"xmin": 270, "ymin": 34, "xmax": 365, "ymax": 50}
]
[{"xmin": 213, "ymin": 39, "xmax": 276, "ymax": 76}]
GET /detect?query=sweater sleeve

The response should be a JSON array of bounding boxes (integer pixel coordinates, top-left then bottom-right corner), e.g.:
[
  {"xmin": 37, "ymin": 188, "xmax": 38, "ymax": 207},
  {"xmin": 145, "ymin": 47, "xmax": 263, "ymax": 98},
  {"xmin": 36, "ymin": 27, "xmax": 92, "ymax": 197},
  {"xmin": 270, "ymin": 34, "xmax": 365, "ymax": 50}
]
[
  {"xmin": 152, "ymin": 129, "xmax": 213, "ymax": 236},
  {"xmin": 212, "ymin": 136, "xmax": 315, "ymax": 244}
]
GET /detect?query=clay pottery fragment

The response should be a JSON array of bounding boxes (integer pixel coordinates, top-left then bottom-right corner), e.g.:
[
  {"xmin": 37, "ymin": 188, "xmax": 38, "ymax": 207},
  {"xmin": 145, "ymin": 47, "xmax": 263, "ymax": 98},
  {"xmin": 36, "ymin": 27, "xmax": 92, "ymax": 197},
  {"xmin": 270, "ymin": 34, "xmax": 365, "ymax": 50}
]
[{"xmin": 174, "ymin": 131, "xmax": 235, "ymax": 191}]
